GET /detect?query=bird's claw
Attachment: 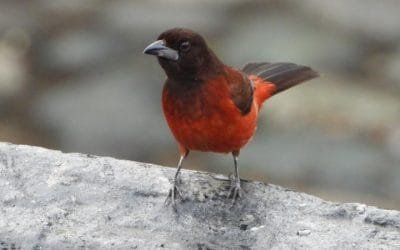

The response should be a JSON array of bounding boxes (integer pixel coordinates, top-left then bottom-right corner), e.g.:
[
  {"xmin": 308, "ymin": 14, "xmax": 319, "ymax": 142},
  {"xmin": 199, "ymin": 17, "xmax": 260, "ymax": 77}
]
[
  {"xmin": 228, "ymin": 179, "xmax": 241, "ymax": 203},
  {"xmin": 164, "ymin": 183, "xmax": 183, "ymax": 208}
]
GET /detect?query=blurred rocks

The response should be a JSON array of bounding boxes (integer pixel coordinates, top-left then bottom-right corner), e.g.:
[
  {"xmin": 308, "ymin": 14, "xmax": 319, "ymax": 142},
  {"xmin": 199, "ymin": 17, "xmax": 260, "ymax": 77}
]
[
  {"xmin": 41, "ymin": 30, "xmax": 129, "ymax": 73},
  {"xmin": 219, "ymin": 12, "xmax": 362, "ymax": 73},
  {"xmin": 101, "ymin": 1, "xmax": 229, "ymax": 36},
  {"xmin": 387, "ymin": 126, "xmax": 400, "ymax": 161},
  {"xmin": 32, "ymin": 65, "xmax": 172, "ymax": 159},
  {"xmin": 299, "ymin": 0, "xmax": 400, "ymax": 43},
  {"xmin": 384, "ymin": 47, "xmax": 400, "ymax": 87},
  {"xmin": 0, "ymin": 0, "xmax": 399, "ymax": 209},
  {"xmin": 262, "ymin": 76, "xmax": 400, "ymax": 134},
  {"xmin": 239, "ymin": 128, "xmax": 400, "ymax": 207},
  {"xmin": 0, "ymin": 28, "xmax": 29, "ymax": 102}
]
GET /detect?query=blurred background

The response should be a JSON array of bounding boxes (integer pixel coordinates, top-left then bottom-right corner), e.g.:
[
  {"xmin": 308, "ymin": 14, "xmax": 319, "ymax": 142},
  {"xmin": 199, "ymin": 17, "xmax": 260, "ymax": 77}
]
[{"xmin": 1, "ymin": 0, "xmax": 399, "ymax": 209}]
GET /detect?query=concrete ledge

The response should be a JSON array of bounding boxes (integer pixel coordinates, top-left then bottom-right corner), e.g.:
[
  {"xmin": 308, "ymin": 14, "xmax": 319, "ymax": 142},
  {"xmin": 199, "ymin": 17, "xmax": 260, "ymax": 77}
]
[{"xmin": 0, "ymin": 142, "xmax": 399, "ymax": 249}]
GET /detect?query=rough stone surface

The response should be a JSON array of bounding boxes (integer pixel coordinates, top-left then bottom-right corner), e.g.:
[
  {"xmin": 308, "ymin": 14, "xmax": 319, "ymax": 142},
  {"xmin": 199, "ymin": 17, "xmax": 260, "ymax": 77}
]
[{"xmin": 0, "ymin": 142, "xmax": 399, "ymax": 249}]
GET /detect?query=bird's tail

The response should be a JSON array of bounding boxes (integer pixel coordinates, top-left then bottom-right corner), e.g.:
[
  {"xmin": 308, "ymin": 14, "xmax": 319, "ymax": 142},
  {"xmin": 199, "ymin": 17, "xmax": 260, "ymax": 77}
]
[{"xmin": 242, "ymin": 62, "xmax": 319, "ymax": 95}]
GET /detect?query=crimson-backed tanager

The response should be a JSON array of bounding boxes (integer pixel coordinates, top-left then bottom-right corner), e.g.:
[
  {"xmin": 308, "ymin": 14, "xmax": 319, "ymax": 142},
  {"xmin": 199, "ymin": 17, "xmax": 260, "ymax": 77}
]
[{"xmin": 143, "ymin": 28, "xmax": 318, "ymax": 206}]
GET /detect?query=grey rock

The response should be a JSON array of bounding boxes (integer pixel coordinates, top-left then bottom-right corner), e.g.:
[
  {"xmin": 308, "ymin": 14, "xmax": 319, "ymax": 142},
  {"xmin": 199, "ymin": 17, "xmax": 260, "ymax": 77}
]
[
  {"xmin": 1, "ymin": 142, "xmax": 400, "ymax": 249},
  {"xmin": 297, "ymin": 229, "xmax": 311, "ymax": 236}
]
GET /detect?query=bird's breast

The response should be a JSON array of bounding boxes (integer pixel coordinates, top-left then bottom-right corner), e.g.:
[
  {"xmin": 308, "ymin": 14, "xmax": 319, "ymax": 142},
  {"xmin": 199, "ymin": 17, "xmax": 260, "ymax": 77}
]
[{"xmin": 162, "ymin": 77, "xmax": 258, "ymax": 153}]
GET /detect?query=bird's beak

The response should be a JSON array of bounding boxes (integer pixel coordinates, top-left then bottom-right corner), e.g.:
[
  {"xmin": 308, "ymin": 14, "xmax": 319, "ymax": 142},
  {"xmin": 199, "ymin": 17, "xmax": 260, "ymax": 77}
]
[{"xmin": 143, "ymin": 40, "xmax": 179, "ymax": 61}]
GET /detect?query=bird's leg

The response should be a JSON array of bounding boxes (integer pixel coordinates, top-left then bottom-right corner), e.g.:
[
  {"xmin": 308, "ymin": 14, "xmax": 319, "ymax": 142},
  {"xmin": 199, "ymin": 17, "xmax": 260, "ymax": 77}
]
[
  {"xmin": 165, "ymin": 151, "xmax": 188, "ymax": 207},
  {"xmin": 228, "ymin": 150, "xmax": 241, "ymax": 202}
]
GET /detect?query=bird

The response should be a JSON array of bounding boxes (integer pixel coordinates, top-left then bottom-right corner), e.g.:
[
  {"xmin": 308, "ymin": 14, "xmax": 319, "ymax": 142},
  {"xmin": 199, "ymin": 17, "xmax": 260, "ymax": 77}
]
[{"xmin": 143, "ymin": 28, "xmax": 318, "ymax": 206}]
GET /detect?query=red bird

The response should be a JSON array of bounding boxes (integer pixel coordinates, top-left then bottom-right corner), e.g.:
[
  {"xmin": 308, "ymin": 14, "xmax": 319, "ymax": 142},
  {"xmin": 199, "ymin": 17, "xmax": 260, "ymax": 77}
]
[{"xmin": 143, "ymin": 28, "xmax": 318, "ymax": 205}]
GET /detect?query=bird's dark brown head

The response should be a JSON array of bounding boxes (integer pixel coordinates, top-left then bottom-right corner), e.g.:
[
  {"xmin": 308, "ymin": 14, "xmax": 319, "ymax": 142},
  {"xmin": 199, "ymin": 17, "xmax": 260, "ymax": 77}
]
[{"xmin": 143, "ymin": 28, "xmax": 223, "ymax": 81}]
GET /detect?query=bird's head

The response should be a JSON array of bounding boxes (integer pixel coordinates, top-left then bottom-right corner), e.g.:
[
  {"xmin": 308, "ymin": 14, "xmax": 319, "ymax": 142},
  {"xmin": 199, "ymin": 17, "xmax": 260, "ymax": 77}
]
[{"xmin": 143, "ymin": 28, "xmax": 222, "ymax": 81}]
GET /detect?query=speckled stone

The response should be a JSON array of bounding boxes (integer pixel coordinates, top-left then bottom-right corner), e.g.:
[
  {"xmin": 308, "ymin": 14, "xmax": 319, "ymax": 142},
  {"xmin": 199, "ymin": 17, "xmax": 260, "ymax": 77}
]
[{"xmin": 0, "ymin": 142, "xmax": 399, "ymax": 249}]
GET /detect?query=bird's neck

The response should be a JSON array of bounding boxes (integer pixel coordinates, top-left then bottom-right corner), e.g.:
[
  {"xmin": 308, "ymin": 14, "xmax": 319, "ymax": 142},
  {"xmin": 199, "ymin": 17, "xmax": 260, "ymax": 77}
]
[{"xmin": 167, "ymin": 50, "xmax": 225, "ymax": 84}]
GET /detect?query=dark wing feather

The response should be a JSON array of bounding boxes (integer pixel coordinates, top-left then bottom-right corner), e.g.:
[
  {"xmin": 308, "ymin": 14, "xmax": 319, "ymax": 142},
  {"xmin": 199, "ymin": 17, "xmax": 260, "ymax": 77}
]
[
  {"xmin": 242, "ymin": 62, "xmax": 318, "ymax": 95},
  {"xmin": 242, "ymin": 62, "xmax": 272, "ymax": 75},
  {"xmin": 229, "ymin": 74, "xmax": 253, "ymax": 115},
  {"xmin": 225, "ymin": 68, "xmax": 254, "ymax": 115}
]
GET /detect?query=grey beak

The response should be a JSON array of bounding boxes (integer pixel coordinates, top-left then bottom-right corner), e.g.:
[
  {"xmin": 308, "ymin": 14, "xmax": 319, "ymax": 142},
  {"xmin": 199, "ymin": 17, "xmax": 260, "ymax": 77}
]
[{"xmin": 143, "ymin": 40, "xmax": 179, "ymax": 61}]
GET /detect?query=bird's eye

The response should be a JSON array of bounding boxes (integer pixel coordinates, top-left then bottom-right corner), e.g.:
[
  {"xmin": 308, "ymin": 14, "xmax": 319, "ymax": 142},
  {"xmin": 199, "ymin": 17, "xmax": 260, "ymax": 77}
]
[{"xmin": 180, "ymin": 41, "xmax": 191, "ymax": 52}]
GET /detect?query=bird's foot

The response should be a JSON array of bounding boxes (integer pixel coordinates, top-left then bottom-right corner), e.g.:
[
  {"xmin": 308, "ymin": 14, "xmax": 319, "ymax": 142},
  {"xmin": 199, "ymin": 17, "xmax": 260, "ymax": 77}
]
[
  {"xmin": 164, "ymin": 183, "xmax": 183, "ymax": 208},
  {"xmin": 228, "ymin": 178, "xmax": 241, "ymax": 203}
]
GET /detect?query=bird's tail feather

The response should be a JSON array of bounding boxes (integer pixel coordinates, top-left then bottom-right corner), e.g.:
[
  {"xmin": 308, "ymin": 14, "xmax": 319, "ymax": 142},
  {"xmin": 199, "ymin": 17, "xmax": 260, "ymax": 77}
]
[{"xmin": 242, "ymin": 62, "xmax": 318, "ymax": 95}]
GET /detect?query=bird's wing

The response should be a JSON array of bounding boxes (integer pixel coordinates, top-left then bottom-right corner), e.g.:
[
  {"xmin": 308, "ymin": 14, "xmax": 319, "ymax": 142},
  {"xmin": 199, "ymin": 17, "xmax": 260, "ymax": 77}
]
[{"xmin": 225, "ymin": 68, "xmax": 254, "ymax": 115}]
